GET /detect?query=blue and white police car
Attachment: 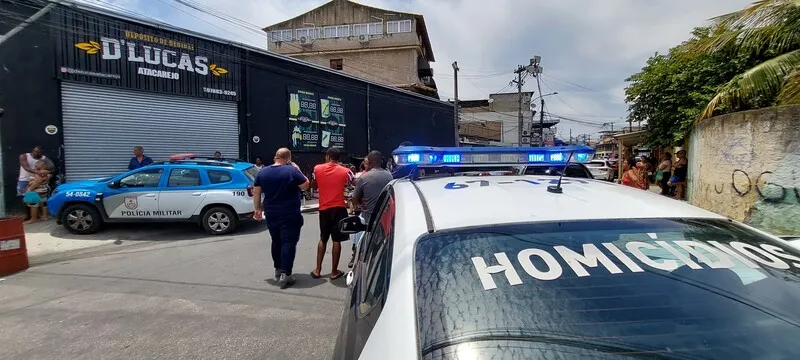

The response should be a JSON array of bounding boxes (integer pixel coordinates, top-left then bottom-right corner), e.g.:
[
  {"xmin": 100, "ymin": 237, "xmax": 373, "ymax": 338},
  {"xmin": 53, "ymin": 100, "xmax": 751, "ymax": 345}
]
[
  {"xmin": 47, "ymin": 156, "xmax": 259, "ymax": 235},
  {"xmin": 332, "ymin": 145, "xmax": 800, "ymax": 360}
]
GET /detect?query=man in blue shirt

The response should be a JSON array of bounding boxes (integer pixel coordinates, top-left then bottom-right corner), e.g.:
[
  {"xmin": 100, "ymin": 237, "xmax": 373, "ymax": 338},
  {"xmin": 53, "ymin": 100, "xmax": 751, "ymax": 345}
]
[
  {"xmin": 128, "ymin": 146, "xmax": 153, "ymax": 170},
  {"xmin": 253, "ymin": 147, "xmax": 310, "ymax": 289}
]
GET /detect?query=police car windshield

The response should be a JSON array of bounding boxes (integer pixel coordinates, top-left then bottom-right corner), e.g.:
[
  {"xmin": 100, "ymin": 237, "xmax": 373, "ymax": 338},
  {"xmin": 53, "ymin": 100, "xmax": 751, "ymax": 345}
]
[{"xmin": 414, "ymin": 218, "xmax": 800, "ymax": 360}]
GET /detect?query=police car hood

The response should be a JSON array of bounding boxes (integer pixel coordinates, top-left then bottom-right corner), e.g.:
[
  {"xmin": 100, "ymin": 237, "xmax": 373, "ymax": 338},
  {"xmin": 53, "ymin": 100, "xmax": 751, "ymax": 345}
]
[{"xmin": 57, "ymin": 178, "xmax": 107, "ymax": 190}]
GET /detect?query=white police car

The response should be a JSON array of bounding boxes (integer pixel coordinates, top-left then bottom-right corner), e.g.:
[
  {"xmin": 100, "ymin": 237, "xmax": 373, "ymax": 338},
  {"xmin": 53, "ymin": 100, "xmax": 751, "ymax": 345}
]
[
  {"xmin": 47, "ymin": 156, "xmax": 259, "ymax": 235},
  {"xmin": 332, "ymin": 145, "xmax": 800, "ymax": 360}
]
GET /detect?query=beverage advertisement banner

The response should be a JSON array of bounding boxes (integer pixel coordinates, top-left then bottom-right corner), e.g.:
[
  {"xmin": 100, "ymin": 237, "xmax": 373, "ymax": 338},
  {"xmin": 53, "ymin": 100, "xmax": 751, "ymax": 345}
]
[
  {"xmin": 288, "ymin": 87, "xmax": 320, "ymax": 151},
  {"xmin": 320, "ymin": 95, "xmax": 346, "ymax": 150}
]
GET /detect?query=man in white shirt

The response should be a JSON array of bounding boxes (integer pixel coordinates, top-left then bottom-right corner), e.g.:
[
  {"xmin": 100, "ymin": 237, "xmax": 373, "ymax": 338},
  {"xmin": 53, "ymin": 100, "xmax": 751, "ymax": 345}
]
[{"xmin": 18, "ymin": 146, "xmax": 51, "ymax": 219}]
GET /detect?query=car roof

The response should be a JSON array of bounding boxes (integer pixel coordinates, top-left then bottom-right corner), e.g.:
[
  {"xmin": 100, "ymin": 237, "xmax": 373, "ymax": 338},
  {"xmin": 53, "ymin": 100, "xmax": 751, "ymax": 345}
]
[
  {"xmin": 153, "ymin": 160, "xmax": 254, "ymax": 171},
  {"xmin": 395, "ymin": 175, "xmax": 725, "ymax": 234}
]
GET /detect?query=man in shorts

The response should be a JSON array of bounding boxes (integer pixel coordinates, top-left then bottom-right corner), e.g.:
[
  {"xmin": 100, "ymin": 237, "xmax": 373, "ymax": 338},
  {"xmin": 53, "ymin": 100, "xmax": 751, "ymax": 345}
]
[{"xmin": 311, "ymin": 147, "xmax": 353, "ymax": 280}]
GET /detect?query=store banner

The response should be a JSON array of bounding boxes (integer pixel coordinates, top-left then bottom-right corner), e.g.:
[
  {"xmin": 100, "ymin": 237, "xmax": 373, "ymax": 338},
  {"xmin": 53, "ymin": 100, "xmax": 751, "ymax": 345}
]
[
  {"xmin": 288, "ymin": 87, "xmax": 320, "ymax": 151},
  {"xmin": 55, "ymin": 7, "xmax": 241, "ymax": 100},
  {"xmin": 320, "ymin": 94, "xmax": 346, "ymax": 150}
]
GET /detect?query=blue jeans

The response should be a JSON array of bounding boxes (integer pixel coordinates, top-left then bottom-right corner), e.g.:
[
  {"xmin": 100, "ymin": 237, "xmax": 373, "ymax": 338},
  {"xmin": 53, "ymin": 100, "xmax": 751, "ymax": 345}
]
[{"xmin": 266, "ymin": 213, "xmax": 304, "ymax": 275}]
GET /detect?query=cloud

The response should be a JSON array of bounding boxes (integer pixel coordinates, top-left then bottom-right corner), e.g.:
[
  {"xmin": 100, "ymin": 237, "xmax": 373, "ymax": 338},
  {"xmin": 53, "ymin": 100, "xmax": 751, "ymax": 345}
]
[{"xmin": 83, "ymin": 0, "xmax": 752, "ymax": 137}]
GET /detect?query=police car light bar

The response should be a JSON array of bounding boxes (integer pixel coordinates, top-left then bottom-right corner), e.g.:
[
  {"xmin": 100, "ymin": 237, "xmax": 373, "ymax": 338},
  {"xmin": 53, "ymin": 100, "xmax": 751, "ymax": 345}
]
[{"xmin": 391, "ymin": 146, "xmax": 595, "ymax": 167}]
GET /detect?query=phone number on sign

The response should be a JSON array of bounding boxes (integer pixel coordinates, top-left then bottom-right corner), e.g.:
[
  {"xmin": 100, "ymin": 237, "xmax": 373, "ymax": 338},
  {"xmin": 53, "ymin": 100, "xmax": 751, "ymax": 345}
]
[{"xmin": 203, "ymin": 87, "xmax": 237, "ymax": 96}]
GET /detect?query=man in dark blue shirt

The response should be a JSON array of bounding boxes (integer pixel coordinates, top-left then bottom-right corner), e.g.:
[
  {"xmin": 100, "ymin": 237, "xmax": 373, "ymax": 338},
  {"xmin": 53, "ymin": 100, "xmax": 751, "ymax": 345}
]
[
  {"xmin": 128, "ymin": 146, "xmax": 153, "ymax": 170},
  {"xmin": 253, "ymin": 147, "xmax": 310, "ymax": 289}
]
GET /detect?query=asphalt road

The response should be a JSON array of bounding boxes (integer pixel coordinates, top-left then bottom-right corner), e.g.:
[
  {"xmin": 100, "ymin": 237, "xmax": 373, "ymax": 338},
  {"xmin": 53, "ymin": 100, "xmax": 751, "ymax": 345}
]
[{"xmin": 0, "ymin": 214, "xmax": 350, "ymax": 360}]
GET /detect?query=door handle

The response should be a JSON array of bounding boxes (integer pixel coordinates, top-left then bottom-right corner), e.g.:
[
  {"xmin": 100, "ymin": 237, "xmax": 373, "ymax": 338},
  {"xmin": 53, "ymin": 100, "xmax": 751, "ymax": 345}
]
[
  {"xmin": 192, "ymin": 192, "xmax": 203, "ymax": 196},
  {"xmin": 145, "ymin": 194, "xmax": 156, "ymax": 197}
]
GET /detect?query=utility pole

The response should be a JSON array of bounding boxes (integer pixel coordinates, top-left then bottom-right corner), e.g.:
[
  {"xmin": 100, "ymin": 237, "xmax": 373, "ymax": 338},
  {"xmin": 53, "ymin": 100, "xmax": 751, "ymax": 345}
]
[
  {"xmin": 525, "ymin": 56, "xmax": 545, "ymax": 146},
  {"xmin": 569, "ymin": 129, "xmax": 572, "ymax": 145},
  {"xmin": 452, "ymin": 61, "xmax": 459, "ymax": 146},
  {"xmin": 513, "ymin": 65, "xmax": 526, "ymax": 146}
]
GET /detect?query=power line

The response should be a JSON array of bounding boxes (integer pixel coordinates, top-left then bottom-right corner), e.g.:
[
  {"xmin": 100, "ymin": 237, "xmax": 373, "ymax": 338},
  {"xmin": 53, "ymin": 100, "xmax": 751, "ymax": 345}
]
[{"xmin": 543, "ymin": 73, "xmax": 625, "ymax": 101}]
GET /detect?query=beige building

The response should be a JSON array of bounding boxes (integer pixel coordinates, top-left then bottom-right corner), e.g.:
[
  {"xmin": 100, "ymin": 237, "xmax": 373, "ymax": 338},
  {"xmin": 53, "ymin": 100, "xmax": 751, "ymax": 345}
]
[{"xmin": 262, "ymin": 0, "xmax": 439, "ymax": 98}]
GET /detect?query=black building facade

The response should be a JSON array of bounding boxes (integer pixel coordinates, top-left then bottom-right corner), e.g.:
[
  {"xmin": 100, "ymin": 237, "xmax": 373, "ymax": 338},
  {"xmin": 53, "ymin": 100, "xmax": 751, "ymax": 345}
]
[{"xmin": 0, "ymin": 1, "xmax": 454, "ymax": 213}]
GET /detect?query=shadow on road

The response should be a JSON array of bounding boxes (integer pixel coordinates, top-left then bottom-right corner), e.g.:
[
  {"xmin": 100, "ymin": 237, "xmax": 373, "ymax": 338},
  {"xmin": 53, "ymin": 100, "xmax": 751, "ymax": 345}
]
[
  {"xmin": 24, "ymin": 219, "xmax": 266, "ymax": 242},
  {"xmin": 264, "ymin": 273, "xmax": 327, "ymax": 289}
]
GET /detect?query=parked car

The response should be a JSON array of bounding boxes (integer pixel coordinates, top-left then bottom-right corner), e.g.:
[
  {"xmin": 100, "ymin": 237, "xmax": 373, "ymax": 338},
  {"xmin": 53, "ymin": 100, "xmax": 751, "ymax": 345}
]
[
  {"xmin": 584, "ymin": 159, "xmax": 615, "ymax": 181},
  {"xmin": 47, "ymin": 157, "xmax": 259, "ymax": 235}
]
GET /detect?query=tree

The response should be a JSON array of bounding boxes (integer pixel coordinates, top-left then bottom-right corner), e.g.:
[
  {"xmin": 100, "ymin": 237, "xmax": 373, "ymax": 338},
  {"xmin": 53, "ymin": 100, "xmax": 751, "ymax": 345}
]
[
  {"xmin": 689, "ymin": 0, "xmax": 800, "ymax": 120},
  {"xmin": 625, "ymin": 27, "xmax": 770, "ymax": 147}
]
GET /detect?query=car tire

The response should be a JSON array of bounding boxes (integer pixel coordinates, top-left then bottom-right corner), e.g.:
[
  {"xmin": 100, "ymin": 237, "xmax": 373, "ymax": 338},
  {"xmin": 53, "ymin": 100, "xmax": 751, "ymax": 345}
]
[
  {"xmin": 201, "ymin": 206, "xmax": 238, "ymax": 235},
  {"xmin": 60, "ymin": 203, "xmax": 103, "ymax": 235}
]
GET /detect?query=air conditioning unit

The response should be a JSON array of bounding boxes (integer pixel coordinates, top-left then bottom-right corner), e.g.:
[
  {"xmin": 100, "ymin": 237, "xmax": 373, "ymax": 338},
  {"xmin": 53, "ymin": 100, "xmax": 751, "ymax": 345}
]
[
  {"xmin": 522, "ymin": 130, "xmax": 530, "ymax": 136},
  {"xmin": 299, "ymin": 36, "xmax": 311, "ymax": 45},
  {"xmin": 358, "ymin": 34, "xmax": 369, "ymax": 43}
]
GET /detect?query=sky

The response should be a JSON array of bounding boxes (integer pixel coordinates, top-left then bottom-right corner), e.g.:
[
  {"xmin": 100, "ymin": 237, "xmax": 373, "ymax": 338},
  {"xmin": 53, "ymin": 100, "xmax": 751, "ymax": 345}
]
[{"xmin": 81, "ymin": 0, "xmax": 753, "ymax": 140}]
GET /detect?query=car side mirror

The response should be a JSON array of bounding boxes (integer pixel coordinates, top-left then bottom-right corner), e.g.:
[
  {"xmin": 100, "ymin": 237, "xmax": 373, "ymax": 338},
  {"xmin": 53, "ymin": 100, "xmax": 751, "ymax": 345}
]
[
  {"xmin": 108, "ymin": 181, "xmax": 119, "ymax": 188},
  {"xmin": 338, "ymin": 215, "xmax": 366, "ymax": 234}
]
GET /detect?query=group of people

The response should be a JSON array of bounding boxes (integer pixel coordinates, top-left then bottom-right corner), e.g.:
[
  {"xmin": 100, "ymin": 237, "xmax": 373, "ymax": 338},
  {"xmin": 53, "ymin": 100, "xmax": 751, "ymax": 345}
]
[
  {"xmin": 620, "ymin": 149, "xmax": 688, "ymax": 200},
  {"xmin": 16, "ymin": 146, "xmax": 55, "ymax": 224},
  {"xmin": 251, "ymin": 146, "xmax": 394, "ymax": 289},
  {"xmin": 127, "ymin": 147, "xmax": 226, "ymax": 171}
]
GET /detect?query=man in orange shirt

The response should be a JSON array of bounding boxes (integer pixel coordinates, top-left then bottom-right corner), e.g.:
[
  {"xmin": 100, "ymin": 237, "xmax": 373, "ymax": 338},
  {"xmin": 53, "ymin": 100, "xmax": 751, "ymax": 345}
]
[{"xmin": 311, "ymin": 147, "xmax": 353, "ymax": 280}]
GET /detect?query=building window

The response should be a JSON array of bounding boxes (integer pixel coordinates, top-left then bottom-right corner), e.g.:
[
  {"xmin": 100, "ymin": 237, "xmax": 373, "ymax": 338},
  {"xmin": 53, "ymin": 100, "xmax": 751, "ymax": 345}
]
[
  {"xmin": 353, "ymin": 22, "xmax": 382, "ymax": 36},
  {"xmin": 323, "ymin": 25, "xmax": 351, "ymax": 38},
  {"xmin": 330, "ymin": 59, "xmax": 343, "ymax": 70},
  {"xmin": 296, "ymin": 27, "xmax": 320, "ymax": 40},
  {"xmin": 387, "ymin": 20, "xmax": 412, "ymax": 34},
  {"xmin": 270, "ymin": 29, "xmax": 292, "ymax": 42},
  {"xmin": 368, "ymin": 22, "xmax": 382, "ymax": 35},
  {"xmin": 353, "ymin": 23, "xmax": 369, "ymax": 36}
]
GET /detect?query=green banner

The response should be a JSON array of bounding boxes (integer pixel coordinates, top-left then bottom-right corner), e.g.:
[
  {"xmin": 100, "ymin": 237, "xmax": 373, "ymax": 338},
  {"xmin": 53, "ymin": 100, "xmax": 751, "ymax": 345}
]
[
  {"xmin": 320, "ymin": 95, "xmax": 346, "ymax": 150},
  {"xmin": 288, "ymin": 87, "xmax": 319, "ymax": 151}
]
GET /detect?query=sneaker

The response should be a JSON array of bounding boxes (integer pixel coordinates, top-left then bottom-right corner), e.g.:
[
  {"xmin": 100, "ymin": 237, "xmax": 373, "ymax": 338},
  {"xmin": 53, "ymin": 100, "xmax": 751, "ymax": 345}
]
[
  {"xmin": 278, "ymin": 273, "xmax": 296, "ymax": 289},
  {"xmin": 274, "ymin": 268, "xmax": 281, "ymax": 281}
]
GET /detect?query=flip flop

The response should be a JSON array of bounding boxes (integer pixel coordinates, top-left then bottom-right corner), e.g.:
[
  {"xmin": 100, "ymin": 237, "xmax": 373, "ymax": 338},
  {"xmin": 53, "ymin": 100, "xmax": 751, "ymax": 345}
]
[
  {"xmin": 310, "ymin": 270, "xmax": 321, "ymax": 279},
  {"xmin": 330, "ymin": 270, "xmax": 345, "ymax": 280}
]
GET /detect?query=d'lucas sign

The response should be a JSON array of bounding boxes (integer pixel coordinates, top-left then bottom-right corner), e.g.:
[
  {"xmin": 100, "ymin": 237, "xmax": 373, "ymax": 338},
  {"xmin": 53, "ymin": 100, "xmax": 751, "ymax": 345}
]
[{"xmin": 57, "ymin": 8, "xmax": 241, "ymax": 100}]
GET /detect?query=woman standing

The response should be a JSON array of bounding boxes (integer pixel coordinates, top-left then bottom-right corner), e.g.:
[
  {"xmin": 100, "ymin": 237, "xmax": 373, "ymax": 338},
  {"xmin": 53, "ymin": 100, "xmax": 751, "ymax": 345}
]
[
  {"xmin": 620, "ymin": 158, "xmax": 641, "ymax": 189},
  {"xmin": 669, "ymin": 149, "xmax": 688, "ymax": 200}
]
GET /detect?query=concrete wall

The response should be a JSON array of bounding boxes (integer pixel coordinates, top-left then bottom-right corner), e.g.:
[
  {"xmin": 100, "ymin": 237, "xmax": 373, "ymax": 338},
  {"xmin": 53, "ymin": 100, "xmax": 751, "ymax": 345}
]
[
  {"xmin": 295, "ymin": 47, "xmax": 417, "ymax": 85},
  {"xmin": 687, "ymin": 105, "xmax": 800, "ymax": 235}
]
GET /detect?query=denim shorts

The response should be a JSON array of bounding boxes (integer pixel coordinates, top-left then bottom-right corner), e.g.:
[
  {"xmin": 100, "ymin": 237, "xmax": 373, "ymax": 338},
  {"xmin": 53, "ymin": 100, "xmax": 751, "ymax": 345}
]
[{"xmin": 16, "ymin": 181, "xmax": 29, "ymax": 197}]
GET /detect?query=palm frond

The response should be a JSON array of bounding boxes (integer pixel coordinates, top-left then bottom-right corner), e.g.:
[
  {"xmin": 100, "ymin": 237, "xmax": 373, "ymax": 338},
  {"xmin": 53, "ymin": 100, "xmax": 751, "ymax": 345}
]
[
  {"xmin": 777, "ymin": 67, "xmax": 800, "ymax": 102},
  {"xmin": 711, "ymin": 0, "xmax": 800, "ymax": 29},
  {"xmin": 697, "ymin": 49, "xmax": 800, "ymax": 121}
]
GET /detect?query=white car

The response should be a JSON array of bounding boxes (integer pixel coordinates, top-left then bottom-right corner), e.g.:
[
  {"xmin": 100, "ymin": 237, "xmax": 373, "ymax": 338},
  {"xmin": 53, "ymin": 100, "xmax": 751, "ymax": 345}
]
[
  {"xmin": 331, "ymin": 145, "xmax": 800, "ymax": 360},
  {"xmin": 585, "ymin": 159, "xmax": 615, "ymax": 181}
]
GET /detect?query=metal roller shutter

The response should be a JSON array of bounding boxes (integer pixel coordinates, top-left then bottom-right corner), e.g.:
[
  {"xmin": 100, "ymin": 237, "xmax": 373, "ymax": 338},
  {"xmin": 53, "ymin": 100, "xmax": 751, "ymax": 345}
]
[{"xmin": 61, "ymin": 82, "xmax": 239, "ymax": 181}]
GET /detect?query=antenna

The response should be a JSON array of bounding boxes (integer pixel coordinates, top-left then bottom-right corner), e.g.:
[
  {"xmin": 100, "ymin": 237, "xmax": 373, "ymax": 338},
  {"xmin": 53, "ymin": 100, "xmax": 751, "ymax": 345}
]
[{"xmin": 547, "ymin": 151, "xmax": 575, "ymax": 194}]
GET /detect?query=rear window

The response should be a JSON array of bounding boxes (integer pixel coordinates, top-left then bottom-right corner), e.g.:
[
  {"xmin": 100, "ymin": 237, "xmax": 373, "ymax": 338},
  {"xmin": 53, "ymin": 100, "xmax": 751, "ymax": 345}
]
[
  {"xmin": 243, "ymin": 165, "xmax": 259, "ymax": 182},
  {"xmin": 207, "ymin": 170, "xmax": 233, "ymax": 184},
  {"xmin": 586, "ymin": 161, "xmax": 607, "ymax": 167},
  {"xmin": 414, "ymin": 219, "xmax": 800, "ymax": 359}
]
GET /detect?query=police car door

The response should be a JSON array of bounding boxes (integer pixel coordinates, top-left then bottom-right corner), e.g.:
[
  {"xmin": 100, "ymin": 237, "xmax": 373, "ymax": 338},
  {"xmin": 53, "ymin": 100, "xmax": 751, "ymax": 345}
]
[
  {"xmin": 105, "ymin": 167, "xmax": 165, "ymax": 219},
  {"xmin": 158, "ymin": 167, "xmax": 207, "ymax": 219},
  {"xmin": 335, "ymin": 189, "xmax": 395, "ymax": 360}
]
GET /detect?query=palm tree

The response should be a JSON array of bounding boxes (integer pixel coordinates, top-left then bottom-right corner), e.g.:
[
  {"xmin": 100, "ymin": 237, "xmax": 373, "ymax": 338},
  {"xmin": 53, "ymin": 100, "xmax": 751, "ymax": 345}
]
[{"xmin": 692, "ymin": 0, "xmax": 800, "ymax": 120}]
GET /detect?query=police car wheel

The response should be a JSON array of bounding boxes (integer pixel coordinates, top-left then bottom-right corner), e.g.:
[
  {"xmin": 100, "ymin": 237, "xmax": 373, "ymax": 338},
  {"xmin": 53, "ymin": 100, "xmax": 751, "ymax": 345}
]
[
  {"xmin": 202, "ymin": 207, "xmax": 237, "ymax": 235},
  {"xmin": 61, "ymin": 204, "xmax": 102, "ymax": 235}
]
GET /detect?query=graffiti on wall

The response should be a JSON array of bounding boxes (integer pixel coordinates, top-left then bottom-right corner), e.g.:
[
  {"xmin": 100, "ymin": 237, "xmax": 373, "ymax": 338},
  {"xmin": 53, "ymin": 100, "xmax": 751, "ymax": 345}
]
[{"xmin": 703, "ymin": 169, "xmax": 799, "ymax": 204}]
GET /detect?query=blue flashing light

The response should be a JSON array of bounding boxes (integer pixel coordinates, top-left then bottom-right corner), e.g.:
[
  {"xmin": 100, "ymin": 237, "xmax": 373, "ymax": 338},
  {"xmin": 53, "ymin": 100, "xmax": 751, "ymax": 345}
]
[
  {"xmin": 391, "ymin": 145, "xmax": 596, "ymax": 167},
  {"xmin": 442, "ymin": 154, "xmax": 461, "ymax": 163},
  {"xmin": 528, "ymin": 154, "xmax": 545, "ymax": 162}
]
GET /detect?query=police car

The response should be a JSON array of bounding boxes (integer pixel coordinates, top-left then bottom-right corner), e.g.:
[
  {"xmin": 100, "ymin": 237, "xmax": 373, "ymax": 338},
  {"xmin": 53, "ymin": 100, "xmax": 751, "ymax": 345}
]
[
  {"xmin": 332, "ymin": 145, "xmax": 800, "ymax": 360},
  {"xmin": 47, "ymin": 155, "xmax": 259, "ymax": 235}
]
